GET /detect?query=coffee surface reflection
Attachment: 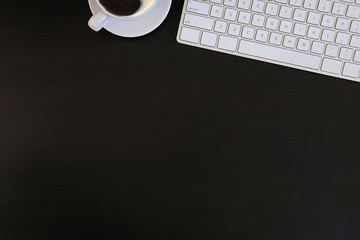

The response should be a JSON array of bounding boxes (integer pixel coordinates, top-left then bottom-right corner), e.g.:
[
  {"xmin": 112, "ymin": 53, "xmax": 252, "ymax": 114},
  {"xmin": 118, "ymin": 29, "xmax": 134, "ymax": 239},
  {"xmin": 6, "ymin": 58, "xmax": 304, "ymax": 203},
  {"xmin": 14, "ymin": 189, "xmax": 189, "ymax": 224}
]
[{"xmin": 99, "ymin": 0, "xmax": 141, "ymax": 16}]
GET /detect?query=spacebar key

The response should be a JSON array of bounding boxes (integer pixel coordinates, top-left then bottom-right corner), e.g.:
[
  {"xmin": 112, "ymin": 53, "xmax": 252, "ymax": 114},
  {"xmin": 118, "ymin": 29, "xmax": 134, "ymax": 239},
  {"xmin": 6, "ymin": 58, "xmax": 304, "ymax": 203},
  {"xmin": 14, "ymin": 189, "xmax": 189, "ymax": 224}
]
[{"xmin": 238, "ymin": 40, "xmax": 321, "ymax": 70}]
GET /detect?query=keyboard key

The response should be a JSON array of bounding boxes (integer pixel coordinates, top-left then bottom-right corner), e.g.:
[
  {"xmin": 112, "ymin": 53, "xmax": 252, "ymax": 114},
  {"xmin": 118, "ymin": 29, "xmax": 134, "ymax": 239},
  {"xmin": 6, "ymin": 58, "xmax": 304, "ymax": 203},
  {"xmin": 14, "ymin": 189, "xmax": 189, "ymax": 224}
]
[
  {"xmin": 307, "ymin": 26, "xmax": 321, "ymax": 39},
  {"xmin": 354, "ymin": 50, "xmax": 360, "ymax": 62},
  {"xmin": 218, "ymin": 36, "xmax": 238, "ymax": 51},
  {"xmin": 224, "ymin": 8, "xmax": 237, "ymax": 21},
  {"xmin": 339, "ymin": 47, "xmax": 354, "ymax": 60},
  {"xmin": 280, "ymin": 20, "xmax": 293, "ymax": 33},
  {"xmin": 321, "ymin": 29, "xmax": 336, "ymax": 42},
  {"xmin": 187, "ymin": 0, "xmax": 210, "ymax": 15},
  {"xmin": 215, "ymin": 20, "xmax": 227, "ymax": 33},
  {"xmin": 303, "ymin": 0, "xmax": 317, "ymax": 10},
  {"xmin": 238, "ymin": 0, "xmax": 251, "ymax": 10},
  {"xmin": 346, "ymin": 5, "xmax": 360, "ymax": 18},
  {"xmin": 210, "ymin": 5, "xmax": 224, "ymax": 18},
  {"xmin": 318, "ymin": 0, "xmax": 332, "ymax": 12},
  {"xmin": 266, "ymin": 17, "xmax": 279, "ymax": 30},
  {"xmin": 332, "ymin": 2, "xmax": 346, "ymax": 15},
  {"xmin": 228, "ymin": 23, "xmax": 241, "ymax": 36},
  {"xmin": 321, "ymin": 58, "xmax": 343, "ymax": 74},
  {"xmin": 307, "ymin": 11, "xmax": 321, "ymax": 24},
  {"xmin": 293, "ymin": 23, "xmax": 307, "ymax": 36},
  {"xmin": 289, "ymin": 0, "xmax": 303, "ymax": 7},
  {"xmin": 252, "ymin": 14, "xmax": 265, "ymax": 27},
  {"xmin": 269, "ymin": 32, "xmax": 283, "ymax": 45},
  {"xmin": 343, "ymin": 62, "xmax": 360, "ymax": 77},
  {"xmin": 265, "ymin": 3, "xmax": 279, "ymax": 16},
  {"xmin": 311, "ymin": 41, "xmax": 325, "ymax": 54},
  {"xmin": 297, "ymin": 38, "xmax": 311, "ymax": 51},
  {"xmin": 335, "ymin": 18, "xmax": 350, "ymax": 31},
  {"xmin": 184, "ymin": 13, "xmax": 214, "ymax": 30},
  {"xmin": 335, "ymin": 32, "xmax": 350, "ymax": 45},
  {"xmin": 279, "ymin": 6, "xmax": 293, "ymax": 18},
  {"xmin": 180, "ymin": 27, "xmax": 200, "ymax": 43},
  {"xmin": 242, "ymin": 26, "xmax": 255, "ymax": 39},
  {"xmin": 252, "ymin": 0, "xmax": 265, "ymax": 13},
  {"xmin": 238, "ymin": 40, "xmax": 321, "ymax": 69},
  {"xmin": 255, "ymin": 29, "xmax": 269, "ymax": 42},
  {"xmin": 224, "ymin": 0, "xmax": 237, "ymax": 7},
  {"xmin": 283, "ymin": 35, "xmax": 297, "ymax": 48},
  {"xmin": 238, "ymin": 11, "xmax": 251, "ymax": 24},
  {"xmin": 325, "ymin": 44, "xmax": 340, "ymax": 57},
  {"xmin": 293, "ymin": 9, "xmax": 306, "ymax": 21},
  {"xmin": 350, "ymin": 21, "xmax": 360, "ymax": 33},
  {"xmin": 201, "ymin": 32, "xmax": 218, "ymax": 47},
  {"xmin": 350, "ymin": 35, "xmax": 360, "ymax": 47},
  {"xmin": 321, "ymin": 15, "xmax": 335, "ymax": 28}
]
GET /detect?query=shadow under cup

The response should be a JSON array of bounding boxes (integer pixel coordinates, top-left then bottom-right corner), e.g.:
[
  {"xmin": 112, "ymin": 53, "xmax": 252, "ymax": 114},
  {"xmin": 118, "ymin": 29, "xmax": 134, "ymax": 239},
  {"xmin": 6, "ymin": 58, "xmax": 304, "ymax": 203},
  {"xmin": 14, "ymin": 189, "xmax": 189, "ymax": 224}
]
[{"xmin": 99, "ymin": 0, "xmax": 141, "ymax": 16}]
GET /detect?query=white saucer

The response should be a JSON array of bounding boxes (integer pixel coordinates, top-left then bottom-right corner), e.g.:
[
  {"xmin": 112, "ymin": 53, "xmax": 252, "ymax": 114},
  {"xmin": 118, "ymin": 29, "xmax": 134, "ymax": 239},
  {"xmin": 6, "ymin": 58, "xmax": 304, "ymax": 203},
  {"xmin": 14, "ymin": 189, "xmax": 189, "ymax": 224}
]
[{"xmin": 88, "ymin": 0, "xmax": 172, "ymax": 37}]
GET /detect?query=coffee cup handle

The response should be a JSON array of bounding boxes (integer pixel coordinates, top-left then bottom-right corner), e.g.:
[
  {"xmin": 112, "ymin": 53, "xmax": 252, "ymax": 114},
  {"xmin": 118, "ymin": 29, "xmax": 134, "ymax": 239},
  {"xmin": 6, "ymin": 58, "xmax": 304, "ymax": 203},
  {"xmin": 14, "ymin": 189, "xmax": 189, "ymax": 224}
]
[{"xmin": 88, "ymin": 10, "xmax": 110, "ymax": 32}]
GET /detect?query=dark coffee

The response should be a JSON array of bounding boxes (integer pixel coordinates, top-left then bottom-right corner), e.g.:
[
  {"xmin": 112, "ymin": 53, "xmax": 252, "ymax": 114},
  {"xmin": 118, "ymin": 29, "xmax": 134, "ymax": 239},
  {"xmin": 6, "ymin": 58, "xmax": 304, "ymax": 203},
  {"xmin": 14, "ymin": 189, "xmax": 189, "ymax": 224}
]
[{"xmin": 99, "ymin": 0, "xmax": 141, "ymax": 16}]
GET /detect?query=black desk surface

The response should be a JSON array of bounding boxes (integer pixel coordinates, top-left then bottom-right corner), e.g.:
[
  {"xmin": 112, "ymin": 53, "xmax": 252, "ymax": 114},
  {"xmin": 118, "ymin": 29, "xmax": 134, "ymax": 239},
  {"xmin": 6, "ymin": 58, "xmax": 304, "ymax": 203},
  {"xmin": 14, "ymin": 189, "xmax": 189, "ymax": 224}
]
[{"xmin": 1, "ymin": 1, "xmax": 360, "ymax": 239}]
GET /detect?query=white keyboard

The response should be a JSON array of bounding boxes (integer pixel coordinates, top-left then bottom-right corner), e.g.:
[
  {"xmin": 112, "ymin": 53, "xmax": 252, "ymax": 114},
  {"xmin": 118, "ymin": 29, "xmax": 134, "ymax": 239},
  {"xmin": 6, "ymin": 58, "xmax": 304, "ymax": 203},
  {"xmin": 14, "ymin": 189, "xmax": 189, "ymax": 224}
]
[{"xmin": 177, "ymin": 0, "xmax": 360, "ymax": 82}]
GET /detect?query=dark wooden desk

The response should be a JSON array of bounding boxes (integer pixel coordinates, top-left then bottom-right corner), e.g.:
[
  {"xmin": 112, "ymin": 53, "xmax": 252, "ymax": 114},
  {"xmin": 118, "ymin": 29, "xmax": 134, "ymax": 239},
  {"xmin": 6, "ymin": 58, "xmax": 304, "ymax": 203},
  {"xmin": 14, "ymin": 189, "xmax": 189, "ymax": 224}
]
[{"xmin": 1, "ymin": 1, "xmax": 360, "ymax": 239}]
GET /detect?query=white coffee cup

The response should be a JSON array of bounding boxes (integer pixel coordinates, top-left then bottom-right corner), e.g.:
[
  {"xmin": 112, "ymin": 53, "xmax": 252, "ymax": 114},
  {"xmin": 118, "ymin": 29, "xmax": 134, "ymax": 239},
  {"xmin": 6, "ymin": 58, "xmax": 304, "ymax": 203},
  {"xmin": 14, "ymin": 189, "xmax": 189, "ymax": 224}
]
[{"xmin": 88, "ymin": 0, "xmax": 157, "ymax": 32}]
